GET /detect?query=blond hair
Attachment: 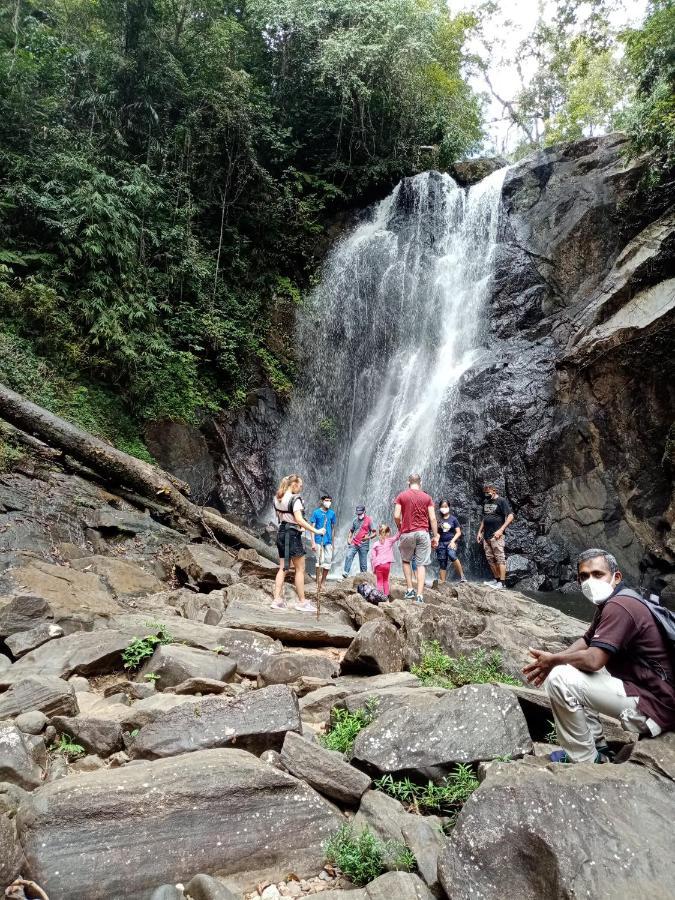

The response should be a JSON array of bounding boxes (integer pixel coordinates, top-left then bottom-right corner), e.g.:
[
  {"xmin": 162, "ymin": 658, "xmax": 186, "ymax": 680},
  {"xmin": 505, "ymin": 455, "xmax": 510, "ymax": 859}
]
[
  {"xmin": 378, "ymin": 523, "xmax": 391, "ymax": 537},
  {"xmin": 276, "ymin": 474, "xmax": 302, "ymax": 500}
]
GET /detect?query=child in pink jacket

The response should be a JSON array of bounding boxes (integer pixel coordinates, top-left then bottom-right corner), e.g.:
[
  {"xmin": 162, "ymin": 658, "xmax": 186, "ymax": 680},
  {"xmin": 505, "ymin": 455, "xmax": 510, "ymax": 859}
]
[{"xmin": 370, "ymin": 524, "xmax": 400, "ymax": 597}]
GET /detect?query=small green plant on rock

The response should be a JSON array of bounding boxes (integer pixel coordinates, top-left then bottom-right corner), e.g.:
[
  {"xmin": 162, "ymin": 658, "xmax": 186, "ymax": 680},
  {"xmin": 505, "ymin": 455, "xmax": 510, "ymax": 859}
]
[
  {"xmin": 320, "ymin": 698, "xmax": 378, "ymax": 753},
  {"xmin": 545, "ymin": 719, "xmax": 559, "ymax": 744},
  {"xmin": 143, "ymin": 673, "xmax": 160, "ymax": 683},
  {"xmin": 122, "ymin": 621, "xmax": 173, "ymax": 670},
  {"xmin": 323, "ymin": 825, "xmax": 415, "ymax": 886},
  {"xmin": 374, "ymin": 763, "xmax": 479, "ymax": 818},
  {"xmin": 411, "ymin": 642, "xmax": 521, "ymax": 689},
  {"xmin": 53, "ymin": 734, "xmax": 85, "ymax": 760}
]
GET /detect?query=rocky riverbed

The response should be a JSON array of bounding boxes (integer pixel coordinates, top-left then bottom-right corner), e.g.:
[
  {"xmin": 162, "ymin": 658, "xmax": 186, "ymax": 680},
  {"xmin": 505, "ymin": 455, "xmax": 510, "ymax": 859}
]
[{"xmin": 1, "ymin": 458, "xmax": 674, "ymax": 899}]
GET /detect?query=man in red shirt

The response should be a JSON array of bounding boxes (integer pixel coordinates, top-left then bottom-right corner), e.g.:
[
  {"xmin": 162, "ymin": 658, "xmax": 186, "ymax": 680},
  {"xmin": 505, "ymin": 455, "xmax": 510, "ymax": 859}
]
[
  {"xmin": 394, "ymin": 473, "xmax": 439, "ymax": 604},
  {"xmin": 524, "ymin": 548, "xmax": 675, "ymax": 763}
]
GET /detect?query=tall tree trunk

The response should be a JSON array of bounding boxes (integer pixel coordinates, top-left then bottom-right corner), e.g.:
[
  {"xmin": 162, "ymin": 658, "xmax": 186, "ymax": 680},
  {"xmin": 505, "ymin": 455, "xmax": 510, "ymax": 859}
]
[{"xmin": 0, "ymin": 383, "xmax": 277, "ymax": 563}]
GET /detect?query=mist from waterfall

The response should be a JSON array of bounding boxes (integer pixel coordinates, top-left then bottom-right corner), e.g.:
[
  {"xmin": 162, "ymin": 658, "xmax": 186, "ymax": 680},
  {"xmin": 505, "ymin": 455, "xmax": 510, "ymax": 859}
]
[{"xmin": 274, "ymin": 168, "xmax": 506, "ymax": 561}]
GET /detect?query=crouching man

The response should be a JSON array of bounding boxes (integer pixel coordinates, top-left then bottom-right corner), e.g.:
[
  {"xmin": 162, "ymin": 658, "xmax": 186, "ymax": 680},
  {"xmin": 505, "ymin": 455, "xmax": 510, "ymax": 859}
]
[{"xmin": 523, "ymin": 548, "xmax": 675, "ymax": 763}]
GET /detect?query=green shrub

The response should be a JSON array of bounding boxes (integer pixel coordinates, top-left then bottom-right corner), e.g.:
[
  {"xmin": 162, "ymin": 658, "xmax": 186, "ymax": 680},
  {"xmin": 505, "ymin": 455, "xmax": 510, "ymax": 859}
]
[
  {"xmin": 374, "ymin": 764, "xmax": 479, "ymax": 818},
  {"xmin": 411, "ymin": 642, "xmax": 521, "ymax": 689},
  {"xmin": 122, "ymin": 622, "xmax": 173, "ymax": 670},
  {"xmin": 53, "ymin": 733, "xmax": 85, "ymax": 760},
  {"xmin": 323, "ymin": 825, "xmax": 415, "ymax": 886},
  {"xmin": 320, "ymin": 698, "xmax": 378, "ymax": 753}
]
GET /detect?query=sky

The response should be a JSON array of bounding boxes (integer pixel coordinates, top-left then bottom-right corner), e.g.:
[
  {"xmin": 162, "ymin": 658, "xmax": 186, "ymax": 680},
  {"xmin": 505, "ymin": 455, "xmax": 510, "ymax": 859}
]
[{"xmin": 447, "ymin": 0, "xmax": 650, "ymax": 154}]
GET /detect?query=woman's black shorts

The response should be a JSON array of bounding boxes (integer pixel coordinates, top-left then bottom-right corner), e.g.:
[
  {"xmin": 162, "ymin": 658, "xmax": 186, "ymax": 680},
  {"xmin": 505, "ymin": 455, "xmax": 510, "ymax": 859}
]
[{"xmin": 276, "ymin": 525, "xmax": 305, "ymax": 560}]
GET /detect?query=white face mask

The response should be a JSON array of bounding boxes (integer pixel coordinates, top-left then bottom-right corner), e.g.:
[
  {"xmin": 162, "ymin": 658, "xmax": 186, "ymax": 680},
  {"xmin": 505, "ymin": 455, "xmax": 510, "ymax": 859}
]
[
  {"xmin": 440, "ymin": 508, "xmax": 450, "ymax": 516},
  {"xmin": 580, "ymin": 576, "xmax": 616, "ymax": 605},
  {"xmin": 323, "ymin": 501, "xmax": 332, "ymax": 508}
]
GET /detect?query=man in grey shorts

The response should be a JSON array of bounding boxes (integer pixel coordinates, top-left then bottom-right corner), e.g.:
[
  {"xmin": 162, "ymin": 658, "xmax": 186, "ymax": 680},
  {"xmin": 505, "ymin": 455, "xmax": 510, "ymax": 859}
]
[{"xmin": 394, "ymin": 474, "xmax": 439, "ymax": 603}]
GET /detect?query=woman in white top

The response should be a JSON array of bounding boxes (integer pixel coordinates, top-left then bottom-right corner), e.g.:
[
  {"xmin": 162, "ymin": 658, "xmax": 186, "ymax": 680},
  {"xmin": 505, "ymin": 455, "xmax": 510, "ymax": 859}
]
[{"xmin": 272, "ymin": 473, "xmax": 325, "ymax": 612}]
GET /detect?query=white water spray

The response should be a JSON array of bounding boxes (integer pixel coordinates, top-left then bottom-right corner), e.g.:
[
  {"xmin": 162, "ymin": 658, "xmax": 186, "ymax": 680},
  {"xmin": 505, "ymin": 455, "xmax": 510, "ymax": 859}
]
[{"xmin": 274, "ymin": 168, "xmax": 506, "ymax": 560}]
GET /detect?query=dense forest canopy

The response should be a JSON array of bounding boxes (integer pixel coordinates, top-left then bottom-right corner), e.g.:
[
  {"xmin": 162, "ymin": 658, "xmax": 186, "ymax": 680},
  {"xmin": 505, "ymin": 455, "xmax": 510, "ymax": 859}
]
[{"xmin": 0, "ymin": 0, "xmax": 672, "ymax": 458}]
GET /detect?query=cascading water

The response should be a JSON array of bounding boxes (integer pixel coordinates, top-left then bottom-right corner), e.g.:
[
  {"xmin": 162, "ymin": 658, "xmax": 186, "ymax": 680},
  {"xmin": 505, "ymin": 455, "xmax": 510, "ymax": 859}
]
[{"xmin": 274, "ymin": 167, "xmax": 506, "ymax": 563}]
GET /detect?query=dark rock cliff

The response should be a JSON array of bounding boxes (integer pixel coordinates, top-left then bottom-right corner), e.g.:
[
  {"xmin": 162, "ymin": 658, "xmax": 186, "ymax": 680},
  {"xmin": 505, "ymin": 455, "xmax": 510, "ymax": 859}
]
[{"xmin": 449, "ymin": 133, "xmax": 674, "ymax": 594}]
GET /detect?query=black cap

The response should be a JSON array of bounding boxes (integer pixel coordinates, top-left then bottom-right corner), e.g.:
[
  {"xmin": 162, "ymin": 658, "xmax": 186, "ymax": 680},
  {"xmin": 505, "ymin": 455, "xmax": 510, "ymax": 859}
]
[{"xmin": 356, "ymin": 505, "xmax": 366, "ymax": 514}]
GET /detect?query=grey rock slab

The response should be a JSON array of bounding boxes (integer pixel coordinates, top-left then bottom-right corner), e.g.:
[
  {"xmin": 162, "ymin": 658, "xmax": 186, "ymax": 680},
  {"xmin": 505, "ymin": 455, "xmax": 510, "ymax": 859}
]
[
  {"xmin": 354, "ymin": 790, "xmax": 445, "ymax": 895},
  {"xmin": 3, "ymin": 630, "xmax": 132, "ymax": 683},
  {"xmin": 172, "ymin": 677, "xmax": 242, "ymax": 696},
  {"xmin": 0, "ymin": 724, "xmax": 44, "ymax": 790},
  {"xmin": 185, "ymin": 873, "xmax": 239, "ymax": 900},
  {"xmin": 341, "ymin": 687, "xmax": 448, "ymax": 719},
  {"xmin": 51, "ymin": 715, "xmax": 124, "ymax": 757},
  {"xmin": 5, "ymin": 622, "xmax": 63, "ymax": 658},
  {"xmin": 0, "ymin": 676, "xmax": 78, "ymax": 718},
  {"xmin": 17, "ymin": 748, "xmax": 343, "ymax": 900},
  {"xmin": 315, "ymin": 872, "xmax": 434, "ymax": 900},
  {"xmin": 175, "ymin": 543, "xmax": 237, "ymax": 588},
  {"xmin": 0, "ymin": 781, "xmax": 26, "ymax": 886},
  {"xmin": 102, "ymin": 615, "xmax": 282, "ymax": 676},
  {"xmin": 341, "ymin": 620, "xmax": 403, "ymax": 675},
  {"xmin": 70, "ymin": 555, "xmax": 164, "ymax": 598},
  {"xmin": 299, "ymin": 673, "xmax": 425, "ymax": 725},
  {"xmin": 258, "ymin": 650, "xmax": 338, "ymax": 686},
  {"xmin": 299, "ymin": 685, "xmax": 354, "ymax": 724},
  {"xmin": 130, "ymin": 683, "xmax": 301, "ymax": 759},
  {"xmin": 140, "ymin": 644, "xmax": 236, "ymax": 691},
  {"xmin": 438, "ymin": 752, "xmax": 675, "ymax": 900},
  {"xmin": 351, "ymin": 683, "xmax": 532, "ymax": 775},
  {"xmin": 280, "ymin": 730, "xmax": 371, "ymax": 805},
  {"xmin": 222, "ymin": 593, "xmax": 356, "ymax": 646},
  {"xmin": 0, "ymin": 594, "xmax": 51, "ymax": 637},
  {"xmin": 120, "ymin": 693, "xmax": 198, "ymax": 730}
]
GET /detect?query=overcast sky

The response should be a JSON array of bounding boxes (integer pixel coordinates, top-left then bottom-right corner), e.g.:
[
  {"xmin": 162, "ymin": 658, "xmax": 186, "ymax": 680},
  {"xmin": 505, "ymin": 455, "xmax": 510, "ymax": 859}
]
[{"xmin": 447, "ymin": 0, "xmax": 649, "ymax": 154}]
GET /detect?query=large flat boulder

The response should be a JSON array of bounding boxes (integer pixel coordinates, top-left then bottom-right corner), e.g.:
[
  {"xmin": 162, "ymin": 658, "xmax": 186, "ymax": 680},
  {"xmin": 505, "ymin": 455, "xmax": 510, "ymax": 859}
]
[
  {"xmin": 258, "ymin": 650, "xmax": 338, "ymax": 686},
  {"xmin": 0, "ymin": 783, "xmax": 25, "ymax": 886},
  {"xmin": 438, "ymin": 741, "xmax": 675, "ymax": 900},
  {"xmin": 299, "ymin": 673, "xmax": 424, "ymax": 724},
  {"xmin": 316, "ymin": 872, "xmax": 434, "ymax": 900},
  {"xmin": 341, "ymin": 620, "xmax": 403, "ymax": 675},
  {"xmin": 130, "ymin": 684, "xmax": 301, "ymax": 759},
  {"xmin": 222, "ymin": 593, "xmax": 357, "ymax": 646},
  {"xmin": 17, "ymin": 748, "xmax": 343, "ymax": 899},
  {"xmin": 101, "ymin": 615, "xmax": 282, "ymax": 676},
  {"xmin": 0, "ymin": 676, "xmax": 78, "ymax": 718},
  {"xmin": 280, "ymin": 731, "xmax": 371, "ymax": 805},
  {"xmin": 2, "ymin": 630, "xmax": 131, "ymax": 683},
  {"xmin": 51, "ymin": 716, "xmax": 124, "ymax": 757},
  {"xmin": 139, "ymin": 644, "xmax": 236, "ymax": 691},
  {"xmin": 0, "ymin": 594, "xmax": 51, "ymax": 637},
  {"xmin": 175, "ymin": 544, "xmax": 237, "ymax": 589},
  {"xmin": 5, "ymin": 622, "xmax": 63, "ymax": 658},
  {"xmin": 351, "ymin": 684, "xmax": 532, "ymax": 775},
  {"xmin": 70, "ymin": 555, "xmax": 164, "ymax": 598}
]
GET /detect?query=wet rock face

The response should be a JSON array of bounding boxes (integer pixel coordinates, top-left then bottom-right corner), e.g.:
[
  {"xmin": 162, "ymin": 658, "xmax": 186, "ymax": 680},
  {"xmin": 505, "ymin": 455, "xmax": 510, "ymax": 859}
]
[{"xmin": 447, "ymin": 133, "xmax": 675, "ymax": 590}]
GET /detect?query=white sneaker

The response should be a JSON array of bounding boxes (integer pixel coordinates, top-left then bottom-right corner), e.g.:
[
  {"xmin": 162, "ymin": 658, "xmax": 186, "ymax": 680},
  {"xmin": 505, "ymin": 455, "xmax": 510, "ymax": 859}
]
[
  {"xmin": 492, "ymin": 581, "xmax": 505, "ymax": 591},
  {"xmin": 270, "ymin": 599, "xmax": 287, "ymax": 610},
  {"xmin": 482, "ymin": 579, "xmax": 498, "ymax": 587},
  {"xmin": 294, "ymin": 601, "xmax": 317, "ymax": 613}
]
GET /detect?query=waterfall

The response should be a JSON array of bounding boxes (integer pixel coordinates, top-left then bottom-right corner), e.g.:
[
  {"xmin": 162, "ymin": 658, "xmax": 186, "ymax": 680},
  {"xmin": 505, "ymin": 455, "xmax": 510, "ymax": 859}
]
[{"xmin": 274, "ymin": 167, "xmax": 506, "ymax": 562}]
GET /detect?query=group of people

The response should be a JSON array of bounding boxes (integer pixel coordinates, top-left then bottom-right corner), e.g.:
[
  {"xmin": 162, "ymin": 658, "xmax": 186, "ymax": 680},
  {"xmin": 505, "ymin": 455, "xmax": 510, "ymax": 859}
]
[
  {"xmin": 271, "ymin": 473, "xmax": 675, "ymax": 765},
  {"xmin": 270, "ymin": 472, "xmax": 515, "ymax": 610}
]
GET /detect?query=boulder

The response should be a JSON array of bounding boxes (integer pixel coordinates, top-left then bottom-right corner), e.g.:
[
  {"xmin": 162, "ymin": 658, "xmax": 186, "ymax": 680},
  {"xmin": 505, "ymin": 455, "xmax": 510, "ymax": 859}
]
[
  {"xmin": 438, "ymin": 744, "xmax": 675, "ymax": 900},
  {"xmin": 185, "ymin": 874, "xmax": 240, "ymax": 900},
  {"xmin": 351, "ymin": 684, "xmax": 532, "ymax": 775},
  {"xmin": 3, "ymin": 630, "xmax": 132, "ymax": 683},
  {"xmin": 17, "ymin": 748, "xmax": 343, "ymax": 899},
  {"xmin": 175, "ymin": 543, "xmax": 237, "ymax": 589},
  {"xmin": 222, "ymin": 592, "xmax": 357, "ymax": 646},
  {"xmin": 70, "ymin": 555, "xmax": 164, "ymax": 598},
  {"xmin": 15, "ymin": 711, "xmax": 47, "ymax": 735},
  {"xmin": 51, "ymin": 716, "xmax": 124, "ymax": 757},
  {"xmin": 120, "ymin": 693, "xmax": 199, "ymax": 730},
  {"xmin": 0, "ymin": 594, "xmax": 51, "ymax": 637},
  {"xmin": 102, "ymin": 615, "xmax": 282, "ymax": 676},
  {"xmin": 280, "ymin": 731, "xmax": 371, "ymax": 805},
  {"xmin": 299, "ymin": 673, "xmax": 424, "ymax": 724},
  {"xmin": 5, "ymin": 622, "xmax": 63, "ymax": 658},
  {"xmin": 0, "ymin": 782, "xmax": 26, "ymax": 886},
  {"xmin": 341, "ymin": 621, "xmax": 403, "ymax": 675},
  {"xmin": 0, "ymin": 676, "xmax": 78, "ymax": 718},
  {"xmin": 234, "ymin": 548, "xmax": 278, "ymax": 579},
  {"xmin": 139, "ymin": 644, "xmax": 237, "ymax": 691},
  {"xmin": 450, "ymin": 156, "xmax": 508, "ymax": 186},
  {"xmin": 316, "ymin": 872, "xmax": 434, "ymax": 900},
  {"xmin": 130, "ymin": 684, "xmax": 301, "ymax": 759},
  {"xmin": 258, "ymin": 651, "xmax": 338, "ymax": 687},
  {"xmin": 341, "ymin": 686, "xmax": 448, "ymax": 718},
  {"xmin": 0, "ymin": 724, "xmax": 44, "ymax": 790},
  {"xmin": 354, "ymin": 790, "xmax": 446, "ymax": 895},
  {"xmin": 85, "ymin": 507, "xmax": 163, "ymax": 534},
  {"xmin": 172, "ymin": 678, "xmax": 241, "ymax": 696}
]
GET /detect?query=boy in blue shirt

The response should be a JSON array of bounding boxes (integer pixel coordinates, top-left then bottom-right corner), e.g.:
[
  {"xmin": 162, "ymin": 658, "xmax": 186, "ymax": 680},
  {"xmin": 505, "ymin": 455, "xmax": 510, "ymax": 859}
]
[
  {"xmin": 437, "ymin": 500, "xmax": 467, "ymax": 584},
  {"xmin": 310, "ymin": 494, "xmax": 337, "ymax": 590}
]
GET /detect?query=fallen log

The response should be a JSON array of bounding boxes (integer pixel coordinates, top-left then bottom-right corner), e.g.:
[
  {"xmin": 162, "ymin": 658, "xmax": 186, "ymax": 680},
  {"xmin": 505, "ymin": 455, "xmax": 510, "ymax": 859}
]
[{"xmin": 0, "ymin": 382, "xmax": 277, "ymax": 563}]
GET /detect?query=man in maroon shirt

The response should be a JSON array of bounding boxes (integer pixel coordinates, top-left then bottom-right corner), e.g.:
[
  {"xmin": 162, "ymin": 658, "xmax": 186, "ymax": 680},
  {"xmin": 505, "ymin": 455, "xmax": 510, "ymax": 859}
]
[
  {"xmin": 523, "ymin": 548, "xmax": 675, "ymax": 763},
  {"xmin": 394, "ymin": 473, "xmax": 439, "ymax": 604}
]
